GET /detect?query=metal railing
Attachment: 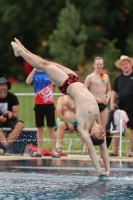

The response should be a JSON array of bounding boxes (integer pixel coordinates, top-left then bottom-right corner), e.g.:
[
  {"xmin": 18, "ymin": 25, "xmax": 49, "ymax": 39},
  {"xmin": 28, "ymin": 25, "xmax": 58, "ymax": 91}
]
[
  {"xmin": 15, "ymin": 93, "xmax": 63, "ymax": 127},
  {"xmin": 14, "ymin": 93, "xmax": 129, "ymax": 155},
  {"xmin": 14, "ymin": 93, "xmax": 82, "ymax": 153}
]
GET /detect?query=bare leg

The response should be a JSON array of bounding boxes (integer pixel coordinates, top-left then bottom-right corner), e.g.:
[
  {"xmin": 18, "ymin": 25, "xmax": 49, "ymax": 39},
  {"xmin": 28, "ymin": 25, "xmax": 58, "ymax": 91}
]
[
  {"xmin": 11, "ymin": 41, "xmax": 69, "ymax": 87},
  {"xmin": 111, "ymin": 129, "xmax": 133, "ymax": 156},
  {"xmin": 99, "ymin": 108, "xmax": 108, "ymax": 155},
  {"xmin": 48, "ymin": 127, "xmax": 57, "ymax": 154},
  {"xmin": 7, "ymin": 122, "xmax": 24, "ymax": 145},
  {"xmin": 36, "ymin": 127, "xmax": 44, "ymax": 155},
  {"xmin": 14, "ymin": 38, "xmax": 76, "ymax": 76},
  {"xmin": 56, "ymin": 121, "xmax": 67, "ymax": 150},
  {"xmin": 0, "ymin": 130, "xmax": 8, "ymax": 146},
  {"xmin": 100, "ymin": 108, "xmax": 108, "ymax": 136},
  {"xmin": 129, "ymin": 129, "xmax": 133, "ymax": 155},
  {"xmin": 35, "ymin": 126, "xmax": 58, "ymax": 156},
  {"xmin": 111, "ymin": 137, "xmax": 119, "ymax": 155}
]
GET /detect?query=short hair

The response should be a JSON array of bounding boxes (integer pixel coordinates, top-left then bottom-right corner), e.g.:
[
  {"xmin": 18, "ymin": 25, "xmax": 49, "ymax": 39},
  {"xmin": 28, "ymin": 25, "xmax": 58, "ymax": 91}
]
[
  {"xmin": 94, "ymin": 56, "xmax": 103, "ymax": 63},
  {"xmin": 90, "ymin": 135, "xmax": 104, "ymax": 146}
]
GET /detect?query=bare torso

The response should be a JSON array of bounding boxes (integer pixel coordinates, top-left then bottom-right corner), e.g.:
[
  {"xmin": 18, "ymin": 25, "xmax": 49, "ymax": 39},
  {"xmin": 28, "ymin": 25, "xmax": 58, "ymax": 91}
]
[
  {"xmin": 67, "ymin": 82, "xmax": 100, "ymax": 130},
  {"xmin": 86, "ymin": 73, "xmax": 108, "ymax": 101}
]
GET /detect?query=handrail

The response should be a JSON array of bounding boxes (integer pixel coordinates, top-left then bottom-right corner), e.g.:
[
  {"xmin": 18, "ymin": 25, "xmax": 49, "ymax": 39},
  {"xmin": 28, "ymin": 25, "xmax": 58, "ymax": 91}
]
[{"xmin": 14, "ymin": 93, "xmax": 63, "ymax": 96}]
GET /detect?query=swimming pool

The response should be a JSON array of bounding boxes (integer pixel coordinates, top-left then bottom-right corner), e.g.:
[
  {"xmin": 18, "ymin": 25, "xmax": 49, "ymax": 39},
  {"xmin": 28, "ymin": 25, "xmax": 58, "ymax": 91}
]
[{"xmin": 0, "ymin": 158, "xmax": 133, "ymax": 200}]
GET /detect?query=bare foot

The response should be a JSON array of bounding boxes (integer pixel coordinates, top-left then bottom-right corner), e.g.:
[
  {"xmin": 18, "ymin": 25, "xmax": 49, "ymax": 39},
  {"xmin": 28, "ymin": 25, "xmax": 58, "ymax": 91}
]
[
  {"xmin": 11, "ymin": 41, "xmax": 20, "ymax": 57},
  {"xmin": 14, "ymin": 38, "xmax": 25, "ymax": 50}
]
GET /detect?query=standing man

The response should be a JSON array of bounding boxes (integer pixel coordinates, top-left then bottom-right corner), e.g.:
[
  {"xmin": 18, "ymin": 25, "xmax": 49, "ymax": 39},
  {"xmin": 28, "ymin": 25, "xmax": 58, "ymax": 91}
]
[
  {"xmin": 110, "ymin": 55, "xmax": 133, "ymax": 157},
  {"xmin": 26, "ymin": 69, "xmax": 60, "ymax": 158},
  {"xmin": 0, "ymin": 77, "xmax": 24, "ymax": 155},
  {"xmin": 55, "ymin": 95, "xmax": 77, "ymax": 152},
  {"xmin": 84, "ymin": 57, "xmax": 111, "ymax": 141}
]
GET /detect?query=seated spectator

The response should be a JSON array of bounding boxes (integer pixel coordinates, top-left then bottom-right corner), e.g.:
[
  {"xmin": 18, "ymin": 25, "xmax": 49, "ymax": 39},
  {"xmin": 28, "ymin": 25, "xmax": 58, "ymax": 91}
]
[
  {"xmin": 55, "ymin": 95, "xmax": 77, "ymax": 152},
  {"xmin": 0, "ymin": 77, "xmax": 24, "ymax": 155}
]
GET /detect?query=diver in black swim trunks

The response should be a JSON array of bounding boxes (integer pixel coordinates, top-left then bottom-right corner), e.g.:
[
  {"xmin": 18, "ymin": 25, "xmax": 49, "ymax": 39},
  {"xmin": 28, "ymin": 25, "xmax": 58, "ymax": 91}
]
[
  {"xmin": 11, "ymin": 38, "xmax": 110, "ymax": 178},
  {"xmin": 84, "ymin": 57, "xmax": 111, "ymax": 140}
]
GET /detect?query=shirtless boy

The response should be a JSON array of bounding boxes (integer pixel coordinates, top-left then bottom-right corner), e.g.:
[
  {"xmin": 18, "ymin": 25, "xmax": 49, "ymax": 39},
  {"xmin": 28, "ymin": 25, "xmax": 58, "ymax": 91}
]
[
  {"xmin": 11, "ymin": 38, "xmax": 110, "ymax": 178},
  {"xmin": 55, "ymin": 95, "xmax": 77, "ymax": 151},
  {"xmin": 84, "ymin": 57, "xmax": 111, "ymax": 138}
]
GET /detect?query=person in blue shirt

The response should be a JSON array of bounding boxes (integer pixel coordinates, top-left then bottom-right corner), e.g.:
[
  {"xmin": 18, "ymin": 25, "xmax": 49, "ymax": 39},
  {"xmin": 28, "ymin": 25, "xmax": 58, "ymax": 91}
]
[{"xmin": 26, "ymin": 68, "xmax": 60, "ymax": 158}]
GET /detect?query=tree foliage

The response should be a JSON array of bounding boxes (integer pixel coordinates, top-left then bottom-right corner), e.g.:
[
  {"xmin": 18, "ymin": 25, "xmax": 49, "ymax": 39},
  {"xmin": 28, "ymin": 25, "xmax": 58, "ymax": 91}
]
[
  {"xmin": 0, "ymin": 0, "xmax": 65, "ymax": 79},
  {"xmin": 102, "ymin": 39, "xmax": 121, "ymax": 72},
  {"xmin": 48, "ymin": 1, "xmax": 88, "ymax": 69},
  {"xmin": 0, "ymin": 0, "xmax": 133, "ymax": 79}
]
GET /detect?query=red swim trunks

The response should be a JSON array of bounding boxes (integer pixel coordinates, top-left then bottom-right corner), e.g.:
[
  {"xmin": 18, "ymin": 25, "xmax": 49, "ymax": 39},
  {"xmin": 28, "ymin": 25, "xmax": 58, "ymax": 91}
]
[{"xmin": 58, "ymin": 73, "xmax": 82, "ymax": 95}]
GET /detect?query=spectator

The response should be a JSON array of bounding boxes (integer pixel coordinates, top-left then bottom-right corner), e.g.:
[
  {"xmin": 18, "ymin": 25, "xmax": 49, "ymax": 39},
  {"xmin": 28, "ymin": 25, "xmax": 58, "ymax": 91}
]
[
  {"xmin": 110, "ymin": 55, "xmax": 133, "ymax": 157},
  {"xmin": 84, "ymin": 57, "xmax": 111, "ymax": 148},
  {"xmin": 26, "ymin": 69, "xmax": 60, "ymax": 158},
  {"xmin": 55, "ymin": 95, "xmax": 77, "ymax": 152},
  {"xmin": 0, "ymin": 77, "xmax": 24, "ymax": 155}
]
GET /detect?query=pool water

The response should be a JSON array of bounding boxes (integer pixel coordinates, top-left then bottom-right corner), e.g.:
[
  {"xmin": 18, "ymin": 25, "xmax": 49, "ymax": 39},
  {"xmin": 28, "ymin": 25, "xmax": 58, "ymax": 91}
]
[{"xmin": 0, "ymin": 159, "xmax": 133, "ymax": 200}]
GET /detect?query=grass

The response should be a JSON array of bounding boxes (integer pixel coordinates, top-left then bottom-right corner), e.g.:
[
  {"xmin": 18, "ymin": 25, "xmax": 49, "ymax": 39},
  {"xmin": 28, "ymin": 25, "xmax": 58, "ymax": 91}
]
[{"xmin": 10, "ymin": 82, "xmax": 130, "ymax": 155}]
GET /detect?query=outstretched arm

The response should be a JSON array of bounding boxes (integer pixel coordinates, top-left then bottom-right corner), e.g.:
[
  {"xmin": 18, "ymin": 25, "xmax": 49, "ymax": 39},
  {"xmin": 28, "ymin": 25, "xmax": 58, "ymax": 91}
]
[
  {"xmin": 100, "ymin": 140, "xmax": 110, "ymax": 176},
  {"xmin": 84, "ymin": 75, "xmax": 91, "ymax": 88},
  {"xmin": 105, "ymin": 74, "xmax": 112, "ymax": 104},
  {"xmin": 77, "ymin": 124, "xmax": 108, "ymax": 177},
  {"xmin": 26, "ymin": 68, "xmax": 36, "ymax": 84},
  {"xmin": 110, "ymin": 90, "xmax": 118, "ymax": 110}
]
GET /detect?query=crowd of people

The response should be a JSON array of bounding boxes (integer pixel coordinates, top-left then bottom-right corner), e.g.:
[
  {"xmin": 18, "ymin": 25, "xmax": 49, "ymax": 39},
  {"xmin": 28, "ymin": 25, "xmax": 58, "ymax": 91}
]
[{"xmin": 1, "ymin": 37, "xmax": 133, "ymax": 178}]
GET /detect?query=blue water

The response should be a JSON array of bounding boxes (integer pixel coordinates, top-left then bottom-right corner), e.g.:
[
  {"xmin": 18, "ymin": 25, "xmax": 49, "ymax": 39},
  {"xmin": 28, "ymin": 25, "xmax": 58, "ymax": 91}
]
[{"xmin": 0, "ymin": 159, "xmax": 133, "ymax": 200}]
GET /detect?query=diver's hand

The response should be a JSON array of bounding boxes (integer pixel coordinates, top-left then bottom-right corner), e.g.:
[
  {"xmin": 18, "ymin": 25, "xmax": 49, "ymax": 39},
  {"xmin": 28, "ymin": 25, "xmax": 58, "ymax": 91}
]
[
  {"xmin": 98, "ymin": 171, "xmax": 110, "ymax": 179},
  {"xmin": 105, "ymin": 170, "xmax": 110, "ymax": 177}
]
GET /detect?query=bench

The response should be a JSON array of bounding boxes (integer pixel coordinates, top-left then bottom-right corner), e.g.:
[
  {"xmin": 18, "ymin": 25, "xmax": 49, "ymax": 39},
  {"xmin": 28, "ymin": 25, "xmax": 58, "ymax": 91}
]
[
  {"xmin": 1, "ymin": 128, "xmax": 37, "ymax": 154},
  {"xmin": 1, "ymin": 127, "xmax": 81, "ymax": 154},
  {"xmin": 2, "ymin": 126, "xmax": 128, "ymax": 156}
]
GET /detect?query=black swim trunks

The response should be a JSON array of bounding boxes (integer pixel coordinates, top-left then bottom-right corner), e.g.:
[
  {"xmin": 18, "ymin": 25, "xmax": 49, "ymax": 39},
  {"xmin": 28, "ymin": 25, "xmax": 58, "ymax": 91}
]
[
  {"xmin": 98, "ymin": 104, "xmax": 107, "ymax": 112},
  {"xmin": 58, "ymin": 73, "xmax": 82, "ymax": 95}
]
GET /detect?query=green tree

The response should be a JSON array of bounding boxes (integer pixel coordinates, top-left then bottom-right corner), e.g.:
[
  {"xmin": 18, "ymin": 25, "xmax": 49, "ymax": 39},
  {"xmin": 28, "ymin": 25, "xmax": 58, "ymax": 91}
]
[
  {"xmin": 0, "ymin": 0, "xmax": 65, "ymax": 79},
  {"xmin": 102, "ymin": 39, "xmax": 121, "ymax": 71},
  {"xmin": 101, "ymin": 39, "xmax": 121, "ymax": 84},
  {"xmin": 1, "ymin": 0, "xmax": 133, "ymax": 78},
  {"xmin": 48, "ymin": 1, "xmax": 88, "ymax": 70}
]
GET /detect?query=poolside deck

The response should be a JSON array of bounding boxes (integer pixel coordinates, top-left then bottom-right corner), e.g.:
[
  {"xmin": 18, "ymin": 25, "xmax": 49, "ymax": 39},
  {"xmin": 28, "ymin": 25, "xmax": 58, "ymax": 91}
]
[{"xmin": 0, "ymin": 154, "xmax": 132, "ymax": 162}]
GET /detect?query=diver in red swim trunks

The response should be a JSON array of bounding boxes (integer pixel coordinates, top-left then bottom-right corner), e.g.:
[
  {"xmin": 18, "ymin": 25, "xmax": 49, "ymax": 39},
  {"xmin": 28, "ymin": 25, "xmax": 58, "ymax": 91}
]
[
  {"xmin": 59, "ymin": 73, "xmax": 82, "ymax": 95},
  {"xmin": 11, "ymin": 38, "xmax": 110, "ymax": 178}
]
